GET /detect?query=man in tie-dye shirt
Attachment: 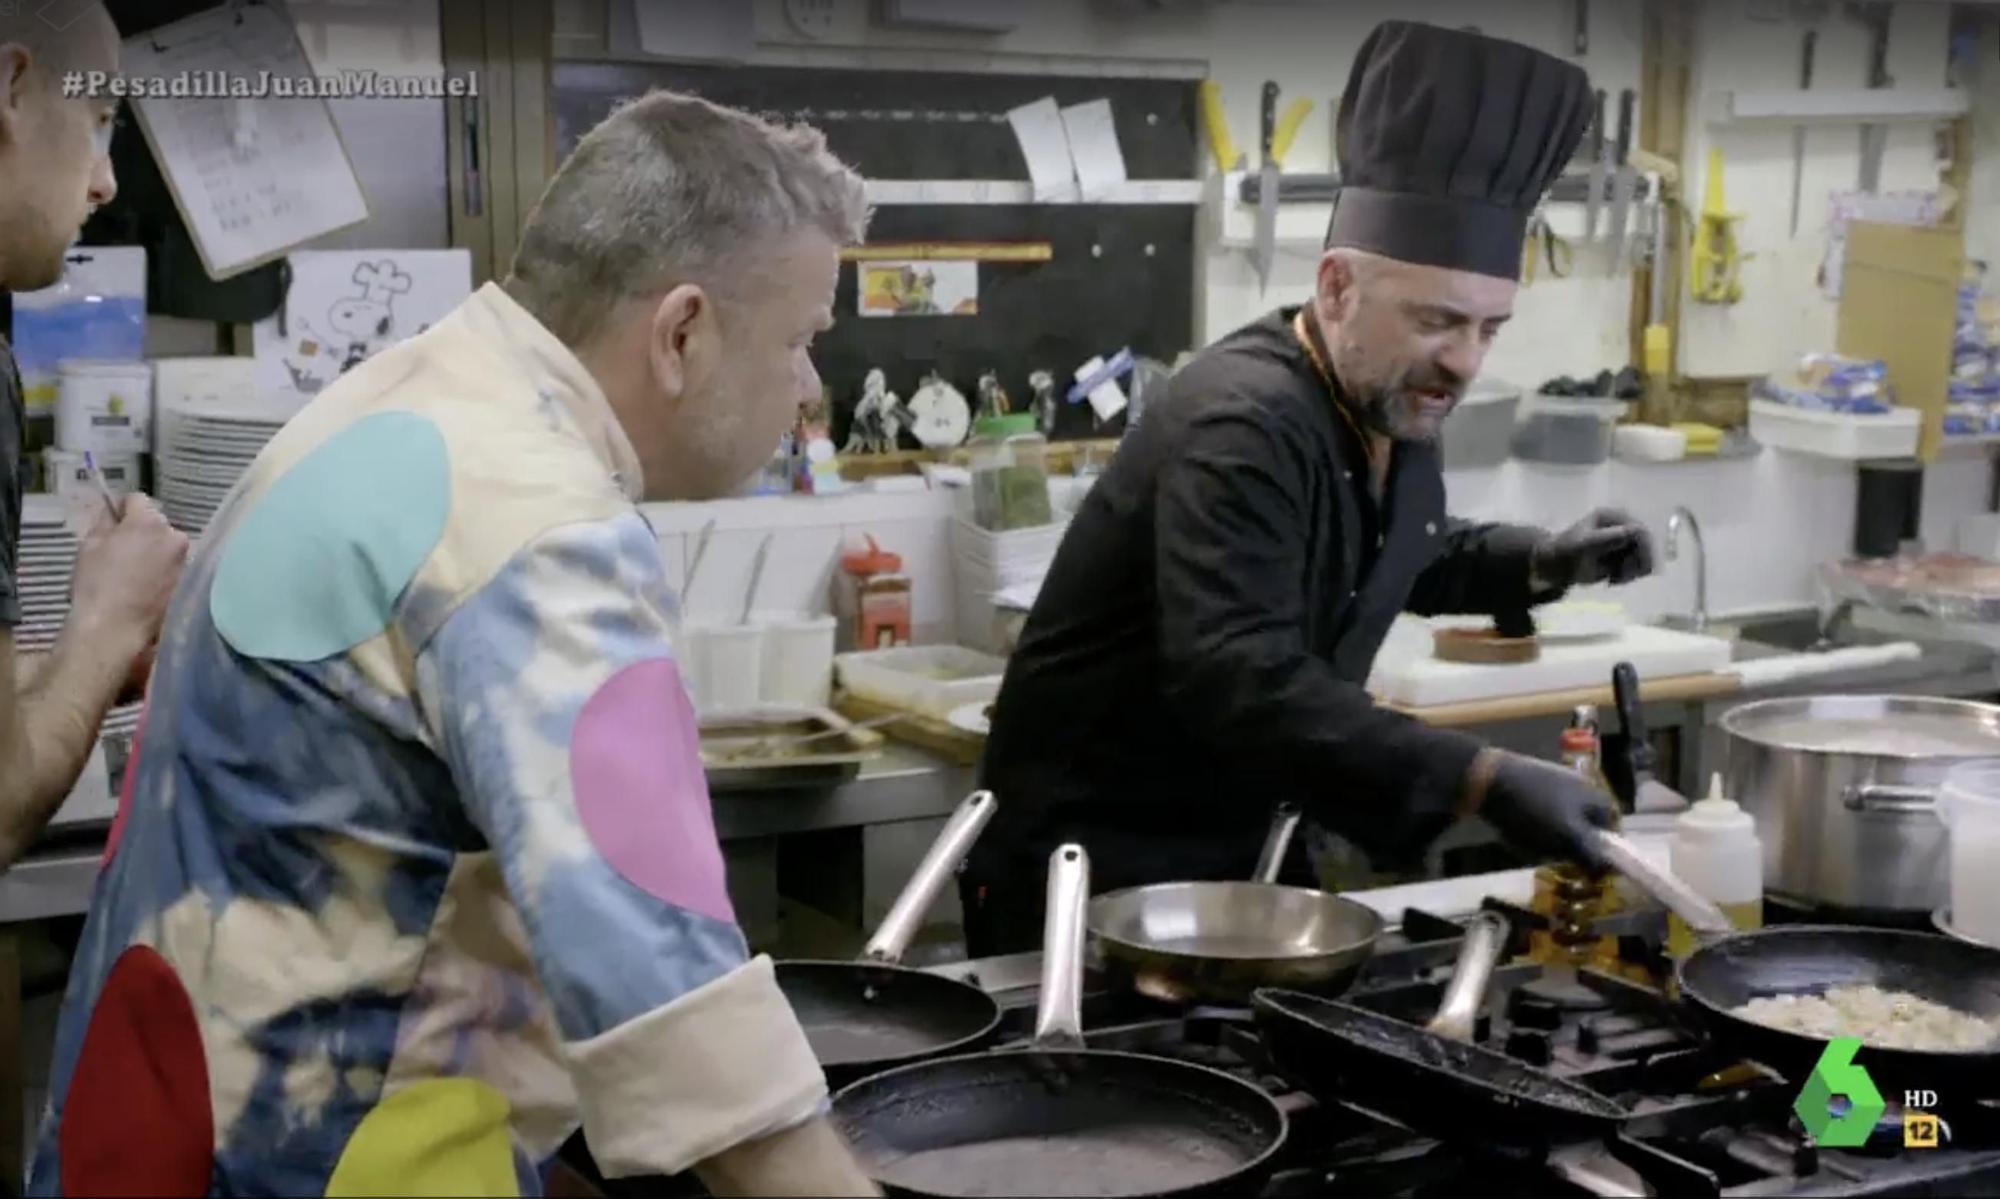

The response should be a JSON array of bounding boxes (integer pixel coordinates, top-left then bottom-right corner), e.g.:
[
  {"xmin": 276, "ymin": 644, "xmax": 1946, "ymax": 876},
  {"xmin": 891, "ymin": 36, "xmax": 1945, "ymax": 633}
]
[{"xmin": 30, "ymin": 90, "xmax": 878, "ymax": 1196}]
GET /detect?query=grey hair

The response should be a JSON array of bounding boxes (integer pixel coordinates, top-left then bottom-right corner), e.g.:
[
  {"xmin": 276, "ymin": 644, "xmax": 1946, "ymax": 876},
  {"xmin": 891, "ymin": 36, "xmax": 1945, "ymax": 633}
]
[{"xmin": 505, "ymin": 89, "xmax": 869, "ymax": 348}]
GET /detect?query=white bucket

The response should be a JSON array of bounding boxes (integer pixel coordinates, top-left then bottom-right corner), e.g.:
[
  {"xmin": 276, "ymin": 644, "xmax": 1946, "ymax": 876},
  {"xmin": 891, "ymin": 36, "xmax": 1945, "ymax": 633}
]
[
  {"xmin": 756, "ymin": 612, "xmax": 837, "ymax": 708},
  {"xmin": 56, "ymin": 359, "xmax": 153, "ymax": 455},
  {"xmin": 1941, "ymin": 760, "xmax": 2000, "ymax": 945}
]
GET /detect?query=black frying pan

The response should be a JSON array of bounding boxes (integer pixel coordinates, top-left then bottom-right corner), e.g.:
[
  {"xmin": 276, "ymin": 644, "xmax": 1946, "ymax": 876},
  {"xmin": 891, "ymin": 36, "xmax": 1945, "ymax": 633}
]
[
  {"xmin": 1677, "ymin": 926, "xmax": 2000, "ymax": 1098},
  {"xmin": 778, "ymin": 790, "xmax": 1003, "ymax": 1088},
  {"xmin": 1253, "ymin": 912, "xmax": 1628, "ymax": 1147},
  {"xmin": 1591, "ymin": 831, "xmax": 2000, "ymax": 1101},
  {"xmin": 832, "ymin": 844, "xmax": 1288, "ymax": 1198}
]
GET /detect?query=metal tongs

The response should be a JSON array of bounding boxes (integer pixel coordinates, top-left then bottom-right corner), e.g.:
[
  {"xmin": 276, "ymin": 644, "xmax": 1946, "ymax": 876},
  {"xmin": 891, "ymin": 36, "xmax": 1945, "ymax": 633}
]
[{"xmin": 1593, "ymin": 830, "xmax": 1733, "ymax": 944}]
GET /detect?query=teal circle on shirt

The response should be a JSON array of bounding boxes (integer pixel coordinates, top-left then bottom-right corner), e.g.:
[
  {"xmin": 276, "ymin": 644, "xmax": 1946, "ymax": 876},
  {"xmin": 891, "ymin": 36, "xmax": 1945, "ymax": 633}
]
[{"xmin": 211, "ymin": 411, "xmax": 450, "ymax": 662}]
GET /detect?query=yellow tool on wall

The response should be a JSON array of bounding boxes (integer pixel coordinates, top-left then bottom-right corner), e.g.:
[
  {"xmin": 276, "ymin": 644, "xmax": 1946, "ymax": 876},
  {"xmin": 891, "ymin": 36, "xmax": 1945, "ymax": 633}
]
[{"xmin": 1690, "ymin": 146, "xmax": 1746, "ymax": 305}]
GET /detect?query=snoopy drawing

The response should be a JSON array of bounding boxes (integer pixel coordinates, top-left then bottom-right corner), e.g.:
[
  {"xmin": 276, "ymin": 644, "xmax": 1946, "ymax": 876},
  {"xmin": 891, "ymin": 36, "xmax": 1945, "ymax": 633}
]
[{"xmin": 281, "ymin": 259, "xmax": 417, "ymax": 395}]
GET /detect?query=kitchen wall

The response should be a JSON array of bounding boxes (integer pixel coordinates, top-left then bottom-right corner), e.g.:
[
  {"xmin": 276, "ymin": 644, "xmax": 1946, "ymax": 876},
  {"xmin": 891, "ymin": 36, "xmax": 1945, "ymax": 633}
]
[{"xmin": 587, "ymin": 0, "xmax": 1998, "ymax": 633}]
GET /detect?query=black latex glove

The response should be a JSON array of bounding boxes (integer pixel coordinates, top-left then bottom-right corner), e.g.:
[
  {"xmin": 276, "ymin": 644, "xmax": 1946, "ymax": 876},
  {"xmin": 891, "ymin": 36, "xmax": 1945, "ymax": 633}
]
[
  {"xmin": 1478, "ymin": 751, "xmax": 1619, "ymax": 871},
  {"xmin": 1532, "ymin": 507, "xmax": 1657, "ymax": 590}
]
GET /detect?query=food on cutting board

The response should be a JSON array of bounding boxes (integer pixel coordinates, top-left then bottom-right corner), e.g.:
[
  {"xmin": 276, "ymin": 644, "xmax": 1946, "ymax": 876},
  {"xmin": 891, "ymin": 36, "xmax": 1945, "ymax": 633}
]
[
  {"xmin": 1432, "ymin": 618, "xmax": 1539, "ymax": 664},
  {"xmin": 1732, "ymin": 985, "xmax": 1997, "ymax": 1052}
]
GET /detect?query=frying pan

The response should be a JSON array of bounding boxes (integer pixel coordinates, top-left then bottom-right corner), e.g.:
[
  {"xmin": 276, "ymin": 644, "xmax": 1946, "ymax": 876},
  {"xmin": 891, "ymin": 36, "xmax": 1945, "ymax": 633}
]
[
  {"xmin": 1253, "ymin": 912, "xmax": 1628, "ymax": 1147},
  {"xmin": 1597, "ymin": 831, "xmax": 2000, "ymax": 1099},
  {"xmin": 778, "ymin": 790, "xmax": 1003, "ymax": 1088},
  {"xmin": 1087, "ymin": 805, "xmax": 1384, "ymax": 1003},
  {"xmin": 832, "ymin": 843, "xmax": 1288, "ymax": 1198}
]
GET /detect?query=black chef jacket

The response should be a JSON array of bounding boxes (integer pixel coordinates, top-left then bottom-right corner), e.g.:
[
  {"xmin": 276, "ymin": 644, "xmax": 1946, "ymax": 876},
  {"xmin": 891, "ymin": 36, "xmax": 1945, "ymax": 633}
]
[{"xmin": 964, "ymin": 308, "xmax": 1555, "ymax": 955}]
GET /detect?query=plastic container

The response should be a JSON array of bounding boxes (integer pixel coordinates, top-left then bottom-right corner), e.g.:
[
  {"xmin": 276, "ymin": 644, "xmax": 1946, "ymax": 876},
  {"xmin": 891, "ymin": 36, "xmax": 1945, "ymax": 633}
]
[
  {"xmin": 837, "ymin": 536, "xmax": 912, "ymax": 652},
  {"xmin": 968, "ymin": 415, "xmax": 1053, "ymax": 531},
  {"xmin": 835, "ymin": 645, "xmax": 1007, "ymax": 720},
  {"xmin": 1941, "ymin": 760, "xmax": 2000, "ymax": 946},
  {"xmin": 1510, "ymin": 397, "xmax": 1623, "ymax": 465},
  {"xmin": 1668, "ymin": 773, "xmax": 1765, "ymax": 958},
  {"xmin": 1438, "ymin": 378, "xmax": 1520, "ymax": 470},
  {"xmin": 1748, "ymin": 398, "xmax": 1920, "ymax": 460},
  {"xmin": 682, "ymin": 623, "xmax": 764, "ymax": 715},
  {"xmin": 756, "ymin": 611, "xmax": 837, "ymax": 707},
  {"xmin": 55, "ymin": 359, "xmax": 153, "ymax": 455}
]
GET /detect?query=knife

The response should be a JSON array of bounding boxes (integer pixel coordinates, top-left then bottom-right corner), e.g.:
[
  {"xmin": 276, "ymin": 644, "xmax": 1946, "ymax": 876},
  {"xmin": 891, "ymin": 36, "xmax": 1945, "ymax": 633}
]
[
  {"xmin": 1584, "ymin": 89, "xmax": 1607, "ymax": 244},
  {"xmin": 1607, "ymin": 88, "xmax": 1637, "ymax": 270},
  {"xmin": 1253, "ymin": 80, "xmax": 1281, "ymax": 296}
]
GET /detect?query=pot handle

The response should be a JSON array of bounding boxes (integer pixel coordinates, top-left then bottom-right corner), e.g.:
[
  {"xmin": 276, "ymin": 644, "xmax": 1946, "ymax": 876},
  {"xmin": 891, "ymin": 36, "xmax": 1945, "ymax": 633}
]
[
  {"xmin": 1033, "ymin": 843, "xmax": 1090, "ymax": 1051},
  {"xmin": 863, "ymin": 790, "xmax": 998, "ymax": 963},
  {"xmin": 1251, "ymin": 804, "xmax": 1304, "ymax": 884},
  {"xmin": 1423, "ymin": 911, "xmax": 1508, "ymax": 1043},
  {"xmin": 1842, "ymin": 783, "xmax": 1938, "ymax": 815}
]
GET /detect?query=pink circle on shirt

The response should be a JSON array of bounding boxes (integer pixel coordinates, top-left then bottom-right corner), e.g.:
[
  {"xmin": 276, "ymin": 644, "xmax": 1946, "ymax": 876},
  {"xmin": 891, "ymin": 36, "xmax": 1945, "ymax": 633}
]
[{"xmin": 570, "ymin": 658, "xmax": 735, "ymax": 925}]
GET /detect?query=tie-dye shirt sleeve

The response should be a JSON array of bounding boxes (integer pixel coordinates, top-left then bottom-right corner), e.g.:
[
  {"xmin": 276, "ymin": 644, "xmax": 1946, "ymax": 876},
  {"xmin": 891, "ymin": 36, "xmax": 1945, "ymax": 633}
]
[{"xmin": 411, "ymin": 509, "xmax": 826, "ymax": 1177}]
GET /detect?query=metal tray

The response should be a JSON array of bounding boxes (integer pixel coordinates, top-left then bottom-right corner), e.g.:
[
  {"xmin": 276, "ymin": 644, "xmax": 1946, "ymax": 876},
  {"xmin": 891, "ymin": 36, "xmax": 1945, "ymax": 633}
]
[{"xmin": 699, "ymin": 705, "xmax": 884, "ymax": 793}]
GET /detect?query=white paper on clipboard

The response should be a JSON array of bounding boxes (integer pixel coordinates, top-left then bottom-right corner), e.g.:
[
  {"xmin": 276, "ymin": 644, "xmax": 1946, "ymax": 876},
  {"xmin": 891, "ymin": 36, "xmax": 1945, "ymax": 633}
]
[{"xmin": 122, "ymin": 2, "xmax": 369, "ymax": 281}]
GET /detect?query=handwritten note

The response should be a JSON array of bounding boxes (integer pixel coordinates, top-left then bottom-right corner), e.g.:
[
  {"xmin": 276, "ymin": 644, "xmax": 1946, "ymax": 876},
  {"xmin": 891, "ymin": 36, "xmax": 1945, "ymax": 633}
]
[
  {"xmin": 122, "ymin": 3, "xmax": 368, "ymax": 280},
  {"xmin": 1059, "ymin": 100, "xmax": 1127, "ymax": 202}
]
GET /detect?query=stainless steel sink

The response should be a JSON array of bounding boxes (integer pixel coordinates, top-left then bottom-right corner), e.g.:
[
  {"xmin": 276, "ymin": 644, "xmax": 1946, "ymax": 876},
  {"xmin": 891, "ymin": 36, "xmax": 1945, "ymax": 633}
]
[{"xmin": 1659, "ymin": 606, "xmax": 1886, "ymax": 655}]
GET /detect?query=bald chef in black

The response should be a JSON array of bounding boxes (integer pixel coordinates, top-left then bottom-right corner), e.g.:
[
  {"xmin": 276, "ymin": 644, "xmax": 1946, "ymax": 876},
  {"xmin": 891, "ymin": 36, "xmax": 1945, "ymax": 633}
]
[{"xmin": 965, "ymin": 21, "xmax": 1658, "ymax": 956}]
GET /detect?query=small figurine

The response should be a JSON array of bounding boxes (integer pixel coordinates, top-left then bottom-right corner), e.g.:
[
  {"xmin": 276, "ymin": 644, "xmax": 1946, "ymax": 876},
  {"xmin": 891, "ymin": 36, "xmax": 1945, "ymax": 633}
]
[
  {"xmin": 1029, "ymin": 369, "xmax": 1059, "ymax": 436},
  {"xmin": 975, "ymin": 371, "xmax": 1012, "ymax": 422},
  {"xmin": 907, "ymin": 372, "xmax": 972, "ymax": 449},
  {"xmin": 844, "ymin": 368, "xmax": 905, "ymax": 454}
]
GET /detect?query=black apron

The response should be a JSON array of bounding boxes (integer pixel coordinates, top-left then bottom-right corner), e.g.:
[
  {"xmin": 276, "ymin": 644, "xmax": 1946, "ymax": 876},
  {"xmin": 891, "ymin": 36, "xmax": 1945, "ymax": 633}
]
[{"xmin": 965, "ymin": 309, "xmax": 1547, "ymax": 957}]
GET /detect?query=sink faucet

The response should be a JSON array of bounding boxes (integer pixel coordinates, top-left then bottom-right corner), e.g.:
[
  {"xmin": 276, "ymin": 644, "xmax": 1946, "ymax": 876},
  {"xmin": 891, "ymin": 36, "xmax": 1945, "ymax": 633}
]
[{"xmin": 1665, "ymin": 507, "xmax": 1708, "ymax": 633}]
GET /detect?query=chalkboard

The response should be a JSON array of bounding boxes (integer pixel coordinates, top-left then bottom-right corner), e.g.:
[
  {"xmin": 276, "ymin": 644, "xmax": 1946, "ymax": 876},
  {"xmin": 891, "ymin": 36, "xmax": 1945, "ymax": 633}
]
[{"xmin": 551, "ymin": 62, "xmax": 1198, "ymax": 444}]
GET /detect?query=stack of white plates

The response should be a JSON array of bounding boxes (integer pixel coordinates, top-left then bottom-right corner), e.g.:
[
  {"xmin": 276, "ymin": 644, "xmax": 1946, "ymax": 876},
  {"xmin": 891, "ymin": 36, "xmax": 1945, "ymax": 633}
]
[
  {"xmin": 15, "ymin": 495, "xmax": 78, "ymax": 656},
  {"xmin": 14, "ymin": 496, "xmax": 143, "ymax": 744},
  {"xmin": 153, "ymin": 358, "xmax": 294, "ymax": 537}
]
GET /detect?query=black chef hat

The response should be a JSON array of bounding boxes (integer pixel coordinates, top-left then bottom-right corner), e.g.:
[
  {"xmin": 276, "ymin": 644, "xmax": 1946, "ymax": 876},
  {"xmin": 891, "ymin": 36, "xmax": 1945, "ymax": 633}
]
[{"xmin": 1325, "ymin": 21, "xmax": 1593, "ymax": 281}]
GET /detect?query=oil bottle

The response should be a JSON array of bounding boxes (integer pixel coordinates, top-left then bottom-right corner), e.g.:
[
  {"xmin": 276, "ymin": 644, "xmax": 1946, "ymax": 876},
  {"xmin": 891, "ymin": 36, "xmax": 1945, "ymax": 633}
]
[
  {"xmin": 1667, "ymin": 773, "xmax": 1765, "ymax": 958},
  {"xmin": 1527, "ymin": 708, "xmax": 1621, "ymax": 977}
]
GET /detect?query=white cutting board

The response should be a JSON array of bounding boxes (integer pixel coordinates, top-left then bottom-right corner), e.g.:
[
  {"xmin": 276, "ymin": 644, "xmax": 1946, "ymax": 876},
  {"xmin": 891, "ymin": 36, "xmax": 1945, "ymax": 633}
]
[{"xmin": 1366, "ymin": 617, "xmax": 1734, "ymax": 708}]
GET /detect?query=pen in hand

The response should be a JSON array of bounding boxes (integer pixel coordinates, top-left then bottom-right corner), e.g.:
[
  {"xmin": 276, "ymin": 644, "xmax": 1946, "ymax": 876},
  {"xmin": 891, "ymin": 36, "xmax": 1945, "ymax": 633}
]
[{"xmin": 82, "ymin": 451, "xmax": 121, "ymax": 525}]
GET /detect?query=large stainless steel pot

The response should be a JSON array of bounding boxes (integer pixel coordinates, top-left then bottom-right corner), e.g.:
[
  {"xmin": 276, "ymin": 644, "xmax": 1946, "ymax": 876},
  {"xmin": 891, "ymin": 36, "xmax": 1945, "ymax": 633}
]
[{"xmin": 1721, "ymin": 695, "xmax": 2000, "ymax": 913}]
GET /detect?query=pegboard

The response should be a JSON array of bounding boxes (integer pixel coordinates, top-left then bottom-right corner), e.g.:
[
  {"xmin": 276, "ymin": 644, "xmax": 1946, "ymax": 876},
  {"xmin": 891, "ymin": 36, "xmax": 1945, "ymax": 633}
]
[{"xmin": 551, "ymin": 61, "xmax": 1197, "ymax": 444}]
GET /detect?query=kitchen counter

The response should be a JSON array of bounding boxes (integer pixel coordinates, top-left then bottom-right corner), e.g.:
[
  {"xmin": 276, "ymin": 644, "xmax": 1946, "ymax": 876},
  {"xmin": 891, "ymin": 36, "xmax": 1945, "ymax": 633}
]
[{"xmin": 0, "ymin": 742, "xmax": 977, "ymax": 930}]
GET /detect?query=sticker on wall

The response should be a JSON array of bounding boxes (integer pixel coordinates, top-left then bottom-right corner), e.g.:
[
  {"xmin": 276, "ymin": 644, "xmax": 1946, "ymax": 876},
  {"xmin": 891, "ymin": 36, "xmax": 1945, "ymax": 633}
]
[
  {"xmin": 859, "ymin": 260, "xmax": 979, "ymax": 318},
  {"xmin": 251, "ymin": 250, "xmax": 473, "ymax": 405}
]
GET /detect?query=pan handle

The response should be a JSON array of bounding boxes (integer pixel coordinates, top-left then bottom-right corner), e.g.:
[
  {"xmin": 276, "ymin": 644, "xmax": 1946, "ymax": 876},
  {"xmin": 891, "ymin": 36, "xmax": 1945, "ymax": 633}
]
[
  {"xmin": 1033, "ymin": 843, "xmax": 1090, "ymax": 1051},
  {"xmin": 1251, "ymin": 804, "xmax": 1304, "ymax": 884},
  {"xmin": 1423, "ymin": 911, "xmax": 1508, "ymax": 1043},
  {"xmin": 1594, "ymin": 830, "xmax": 1732, "ymax": 936},
  {"xmin": 863, "ymin": 790, "xmax": 999, "ymax": 963},
  {"xmin": 1842, "ymin": 783, "xmax": 1937, "ymax": 815}
]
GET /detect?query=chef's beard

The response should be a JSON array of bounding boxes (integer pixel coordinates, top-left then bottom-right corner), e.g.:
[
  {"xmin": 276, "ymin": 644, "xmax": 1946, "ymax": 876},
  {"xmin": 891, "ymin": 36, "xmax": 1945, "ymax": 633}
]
[{"xmin": 1352, "ymin": 369, "xmax": 1467, "ymax": 442}]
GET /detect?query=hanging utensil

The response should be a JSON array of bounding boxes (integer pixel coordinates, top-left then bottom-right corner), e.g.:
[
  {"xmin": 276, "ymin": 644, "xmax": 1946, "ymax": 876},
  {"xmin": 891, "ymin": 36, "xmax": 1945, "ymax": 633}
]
[
  {"xmin": 1584, "ymin": 89, "xmax": 1608, "ymax": 244},
  {"xmin": 1852, "ymin": 1, "xmax": 1894, "ymax": 194},
  {"xmin": 1607, "ymin": 88, "xmax": 1637, "ymax": 270},
  {"xmin": 739, "ymin": 530, "xmax": 773, "ymax": 626},
  {"xmin": 1197, "ymin": 79, "xmax": 1243, "ymax": 175},
  {"xmin": 1253, "ymin": 81, "xmax": 1282, "ymax": 295},
  {"xmin": 683, "ymin": 517, "xmax": 717, "ymax": 603},
  {"xmin": 1788, "ymin": 28, "xmax": 1819, "ymax": 235}
]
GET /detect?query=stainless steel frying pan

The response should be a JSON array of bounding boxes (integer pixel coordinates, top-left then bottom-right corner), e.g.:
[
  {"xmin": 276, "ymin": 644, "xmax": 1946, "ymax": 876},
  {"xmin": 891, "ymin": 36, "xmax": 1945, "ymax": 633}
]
[{"xmin": 1087, "ymin": 806, "xmax": 1384, "ymax": 1003}]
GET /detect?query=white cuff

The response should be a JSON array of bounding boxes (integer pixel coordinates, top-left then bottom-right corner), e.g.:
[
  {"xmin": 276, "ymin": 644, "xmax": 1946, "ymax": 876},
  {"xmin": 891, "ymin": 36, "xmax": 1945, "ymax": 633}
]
[{"xmin": 566, "ymin": 955, "xmax": 827, "ymax": 1177}]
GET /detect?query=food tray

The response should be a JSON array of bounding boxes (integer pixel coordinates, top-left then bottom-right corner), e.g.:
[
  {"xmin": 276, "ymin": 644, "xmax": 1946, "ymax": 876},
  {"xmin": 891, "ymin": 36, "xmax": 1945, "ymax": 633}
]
[
  {"xmin": 834, "ymin": 645, "xmax": 1007, "ymax": 720},
  {"xmin": 698, "ymin": 705, "xmax": 883, "ymax": 793},
  {"xmin": 1821, "ymin": 555, "xmax": 2000, "ymax": 625}
]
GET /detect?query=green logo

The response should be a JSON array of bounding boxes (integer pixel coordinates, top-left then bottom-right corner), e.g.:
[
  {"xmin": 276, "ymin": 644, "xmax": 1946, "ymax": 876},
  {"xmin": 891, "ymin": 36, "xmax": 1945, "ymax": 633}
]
[{"xmin": 1795, "ymin": 1037, "xmax": 1886, "ymax": 1147}]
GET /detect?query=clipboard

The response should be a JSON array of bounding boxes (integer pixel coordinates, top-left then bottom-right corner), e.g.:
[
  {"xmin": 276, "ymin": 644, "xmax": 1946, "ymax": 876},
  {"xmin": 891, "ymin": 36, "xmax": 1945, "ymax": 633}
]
[{"xmin": 121, "ymin": 0, "xmax": 370, "ymax": 282}]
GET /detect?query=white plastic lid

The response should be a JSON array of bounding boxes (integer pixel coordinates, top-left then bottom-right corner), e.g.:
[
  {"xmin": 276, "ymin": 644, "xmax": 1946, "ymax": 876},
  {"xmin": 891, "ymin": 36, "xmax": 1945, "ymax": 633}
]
[
  {"xmin": 1676, "ymin": 773, "xmax": 1756, "ymax": 844},
  {"xmin": 57, "ymin": 358, "xmax": 152, "ymax": 379}
]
